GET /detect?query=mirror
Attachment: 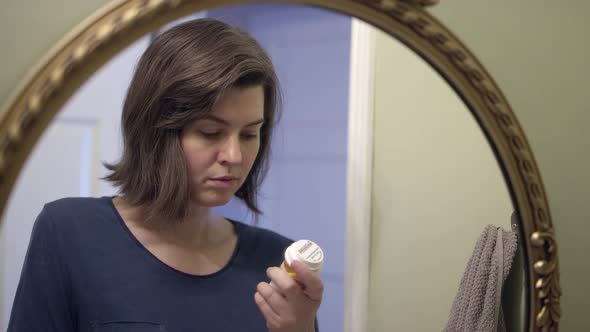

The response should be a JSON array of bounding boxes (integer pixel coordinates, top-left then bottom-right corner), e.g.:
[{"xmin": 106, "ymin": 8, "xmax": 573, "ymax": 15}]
[
  {"xmin": 0, "ymin": 1, "xmax": 559, "ymax": 331},
  {"xmin": 369, "ymin": 26, "xmax": 523, "ymax": 331}
]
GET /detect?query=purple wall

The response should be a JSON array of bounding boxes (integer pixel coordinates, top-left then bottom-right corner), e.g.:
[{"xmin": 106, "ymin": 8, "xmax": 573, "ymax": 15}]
[{"xmin": 209, "ymin": 4, "xmax": 351, "ymax": 331}]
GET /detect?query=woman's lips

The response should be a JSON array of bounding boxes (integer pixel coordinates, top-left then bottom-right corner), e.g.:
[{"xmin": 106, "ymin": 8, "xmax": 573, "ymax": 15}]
[{"xmin": 209, "ymin": 177, "xmax": 237, "ymax": 189}]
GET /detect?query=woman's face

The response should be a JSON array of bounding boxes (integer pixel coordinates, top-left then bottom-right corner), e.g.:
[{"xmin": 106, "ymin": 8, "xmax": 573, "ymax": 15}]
[{"xmin": 180, "ymin": 85, "xmax": 265, "ymax": 207}]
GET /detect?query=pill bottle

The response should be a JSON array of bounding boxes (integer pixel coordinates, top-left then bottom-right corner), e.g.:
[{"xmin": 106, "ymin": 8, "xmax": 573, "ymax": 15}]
[{"xmin": 282, "ymin": 240, "xmax": 324, "ymax": 278}]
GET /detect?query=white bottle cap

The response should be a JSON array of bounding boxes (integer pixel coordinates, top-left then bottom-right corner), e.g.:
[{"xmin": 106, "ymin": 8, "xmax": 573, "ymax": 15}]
[{"xmin": 285, "ymin": 240, "xmax": 324, "ymax": 272}]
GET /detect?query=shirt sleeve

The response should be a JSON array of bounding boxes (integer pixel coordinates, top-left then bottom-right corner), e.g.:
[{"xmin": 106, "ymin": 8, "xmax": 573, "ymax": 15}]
[{"xmin": 7, "ymin": 206, "xmax": 76, "ymax": 332}]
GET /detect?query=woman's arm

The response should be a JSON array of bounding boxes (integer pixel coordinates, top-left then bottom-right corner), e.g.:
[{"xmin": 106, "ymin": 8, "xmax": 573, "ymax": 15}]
[{"xmin": 7, "ymin": 206, "xmax": 76, "ymax": 331}]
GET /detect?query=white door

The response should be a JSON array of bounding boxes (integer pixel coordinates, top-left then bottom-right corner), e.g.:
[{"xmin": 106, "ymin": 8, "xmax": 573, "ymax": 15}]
[{"xmin": 0, "ymin": 36, "xmax": 151, "ymax": 329}]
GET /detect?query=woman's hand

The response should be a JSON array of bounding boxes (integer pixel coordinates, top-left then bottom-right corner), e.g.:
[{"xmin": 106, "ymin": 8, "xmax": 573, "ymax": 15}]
[{"xmin": 255, "ymin": 260, "xmax": 324, "ymax": 332}]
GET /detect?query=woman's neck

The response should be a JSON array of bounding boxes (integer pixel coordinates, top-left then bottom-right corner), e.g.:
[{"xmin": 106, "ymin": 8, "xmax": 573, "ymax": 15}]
[{"xmin": 114, "ymin": 196, "xmax": 233, "ymax": 250}]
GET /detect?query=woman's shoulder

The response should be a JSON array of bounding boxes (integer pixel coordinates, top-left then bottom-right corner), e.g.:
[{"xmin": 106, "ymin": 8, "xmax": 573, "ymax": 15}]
[
  {"xmin": 45, "ymin": 195, "xmax": 109, "ymax": 209},
  {"xmin": 231, "ymin": 220, "xmax": 294, "ymax": 253},
  {"xmin": 27, "ymin": 197, "xmax": 119, "ymax": 257},
  {"xmin": 39, "ymin": 196, "xmax": 116, "ymax": 229}
]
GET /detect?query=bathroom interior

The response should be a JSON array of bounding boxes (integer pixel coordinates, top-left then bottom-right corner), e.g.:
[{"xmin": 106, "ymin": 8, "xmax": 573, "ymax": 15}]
[{"xmin": 1, "ymin": 1, "xmax": 588, "ymax": 331}]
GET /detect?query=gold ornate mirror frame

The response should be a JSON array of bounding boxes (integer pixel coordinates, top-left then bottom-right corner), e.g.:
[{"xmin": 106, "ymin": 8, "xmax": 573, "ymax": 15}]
[{"xmin": 0, "ymin": 0, "xmax": 561, "ymax": 330}]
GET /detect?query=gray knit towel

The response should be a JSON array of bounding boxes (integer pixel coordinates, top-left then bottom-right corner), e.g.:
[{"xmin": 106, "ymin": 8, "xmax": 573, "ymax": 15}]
[{"xmin": 442, "ymin": 224, "xmax": 518, "ymax": 332}]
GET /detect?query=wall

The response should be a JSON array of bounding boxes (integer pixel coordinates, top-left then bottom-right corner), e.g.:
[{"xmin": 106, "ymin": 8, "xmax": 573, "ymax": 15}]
[
  {"xmin": 430, "ymin": 3, "xmax": 590, "ymax": 330},
  {"xmin": 1, "ymin": 0, "xmax": 588, "ymax": 331},
  {"xmin": 368, "ymin": 28, "xmax": 513, "ymax": 331},
  {"xmin": 0, "ymin": 33, "xmax": 146, "ymax": 326},
  {"xmin": 207, "ymin": 5, "xmax": 351, "ymax": 331},
  {"xmin": 0, "ymin": 0, "xmax": 110, "ymax": 107}
]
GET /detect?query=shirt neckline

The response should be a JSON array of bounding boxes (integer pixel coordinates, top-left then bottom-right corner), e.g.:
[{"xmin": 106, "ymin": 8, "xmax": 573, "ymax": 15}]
[{"xmin": 103, "ymin": 196, "xmax": 245, "ymax": 279}]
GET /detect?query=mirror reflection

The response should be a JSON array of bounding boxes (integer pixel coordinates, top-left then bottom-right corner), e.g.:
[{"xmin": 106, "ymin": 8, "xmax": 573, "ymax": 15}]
[
  {"xmin": 369, "ymin": 27, "xmax": 524, "ymax": 332},
  {"xmin": 0, "ymin": 3, "xmax": 524, "ymax": 331}
]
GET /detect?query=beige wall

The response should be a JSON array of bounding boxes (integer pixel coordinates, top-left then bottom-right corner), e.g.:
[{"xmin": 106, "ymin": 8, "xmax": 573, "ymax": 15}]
[
  {"xmin": 0, "ymin": 1, "xmax": 588, "ymax": 331},
  {"xmin": 0, "ymin": 0, "xmax": 110, "ymax": 108},
  {"xmin": 368, "ymin": 29, "xmax": 513, "ymax": 331},
  {"xmin": 430, "ymin": 2, "xmax": 590, "ymax": 331}
]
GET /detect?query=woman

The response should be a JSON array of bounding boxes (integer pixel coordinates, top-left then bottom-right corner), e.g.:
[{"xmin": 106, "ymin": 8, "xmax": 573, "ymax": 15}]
[{"xmin": 8, "ymin": 18, "xmax": 323, "ymax": 332}]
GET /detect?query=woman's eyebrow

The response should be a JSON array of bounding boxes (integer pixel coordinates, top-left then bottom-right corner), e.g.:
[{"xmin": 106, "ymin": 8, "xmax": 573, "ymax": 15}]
[
  {"xmin": 200, "ymin": 115, "xmax": 265, "ymax": 127},
  {"xmin": 245, "ymin": 118, "xmax": 265, "ymax": 127}
]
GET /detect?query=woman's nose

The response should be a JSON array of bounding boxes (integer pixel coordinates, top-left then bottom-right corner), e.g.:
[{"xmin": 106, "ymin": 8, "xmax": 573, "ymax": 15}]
[{"xmin": 218, "ymin": 135, "xmax": 242, "ymax": 165}]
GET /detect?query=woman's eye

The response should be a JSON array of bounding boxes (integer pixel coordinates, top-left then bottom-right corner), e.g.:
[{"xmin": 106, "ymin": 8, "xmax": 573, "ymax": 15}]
[
  {"xmin": 241, "ymin": 133, "xmax": 259, "ymax": 140},
  {"xmin": 200, "ymin": 131, "xmax": 221, "ymax": 138}
]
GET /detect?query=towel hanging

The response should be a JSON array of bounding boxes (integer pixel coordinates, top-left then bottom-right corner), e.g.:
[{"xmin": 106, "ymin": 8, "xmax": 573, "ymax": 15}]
[{"xmin": 442, "ymin": 224, "xmax": 518, "ymax": 332}]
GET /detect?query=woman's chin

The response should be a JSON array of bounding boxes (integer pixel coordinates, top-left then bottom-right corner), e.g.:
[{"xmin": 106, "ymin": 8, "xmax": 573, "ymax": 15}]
[{"xmin": 192, "ymin": 192, "xmax": 234, "ymax": 207}]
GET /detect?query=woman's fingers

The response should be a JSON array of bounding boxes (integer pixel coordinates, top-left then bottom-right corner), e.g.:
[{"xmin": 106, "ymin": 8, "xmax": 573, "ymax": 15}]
[
  {"xmin": 257, "ymin": 281, "xmax": 290, "ymax": 312},
  {"xmin": 266, "ymin": 267, "xmax": 304, "ymax": 299},
  {"xmin": 255, "ymin": 265, "xmax": 324, "ymax": 331},
  {"xmin": 254, "ymin": 291, "xmax": 280, "ymax": 326},
  {"xmin": 290, "ymin": 261, "xmax": 324, "ymax": 302}
]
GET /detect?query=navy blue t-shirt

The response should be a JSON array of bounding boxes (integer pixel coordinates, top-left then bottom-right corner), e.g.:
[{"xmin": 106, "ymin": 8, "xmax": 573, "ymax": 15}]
[{"xmin": 8, "ymin": 196, "xmax": 306, "ymax": 332}]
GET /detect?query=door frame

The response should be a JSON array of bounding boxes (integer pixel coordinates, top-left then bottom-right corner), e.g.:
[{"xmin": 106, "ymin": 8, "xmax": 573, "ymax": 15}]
[{"xmin": 344, "ymin": 18, "xmax": 375, "ymax": 332}]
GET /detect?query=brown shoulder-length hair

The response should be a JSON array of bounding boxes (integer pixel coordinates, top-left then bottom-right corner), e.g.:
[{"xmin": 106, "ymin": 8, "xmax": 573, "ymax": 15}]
[{"xmin": 104, "ymin": 18, "xmax": 281, "ymax": 224}]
